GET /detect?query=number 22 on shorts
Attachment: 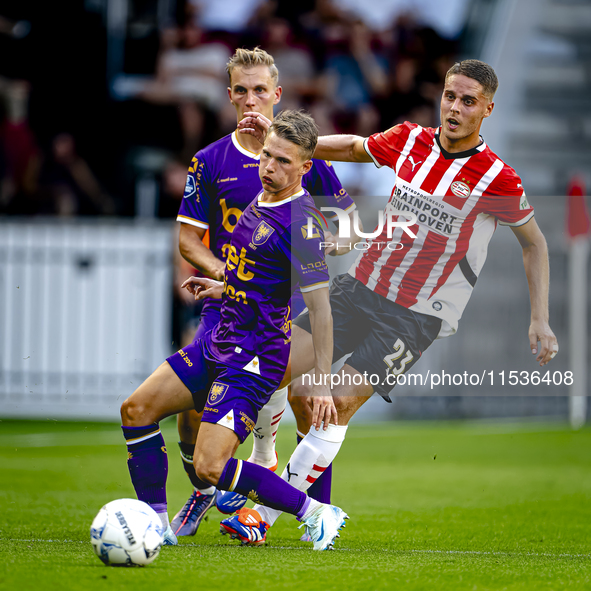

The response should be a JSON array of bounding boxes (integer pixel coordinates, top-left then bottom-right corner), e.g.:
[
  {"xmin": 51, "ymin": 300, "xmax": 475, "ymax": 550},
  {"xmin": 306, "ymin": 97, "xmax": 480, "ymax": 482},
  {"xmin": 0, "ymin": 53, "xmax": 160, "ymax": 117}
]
[{"xmin": 384, "ymin": 338, "xmax": 414, "ymax": 376}]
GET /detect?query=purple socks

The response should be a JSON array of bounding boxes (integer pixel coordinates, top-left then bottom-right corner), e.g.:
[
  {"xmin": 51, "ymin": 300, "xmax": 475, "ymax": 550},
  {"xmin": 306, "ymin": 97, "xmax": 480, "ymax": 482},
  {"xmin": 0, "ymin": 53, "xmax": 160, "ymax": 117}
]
[
  {"xmin": 122, "ymin": 425, "xmax": 325, "ymax": 519},
  {"xmin": 122, "ymin": 424, "xmax": 168, "ymax": 513},
  {"xmin": 218, "ymin": 457, "xmax": 309, "ymax": 518}
]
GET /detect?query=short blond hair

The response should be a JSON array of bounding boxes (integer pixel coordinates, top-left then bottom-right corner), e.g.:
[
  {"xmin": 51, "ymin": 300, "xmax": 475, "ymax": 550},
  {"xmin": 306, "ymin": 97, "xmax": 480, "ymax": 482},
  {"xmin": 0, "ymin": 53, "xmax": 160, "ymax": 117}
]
[{"xmin": 226, "ymin": 47, "xmax": 279, "ymax": 86}]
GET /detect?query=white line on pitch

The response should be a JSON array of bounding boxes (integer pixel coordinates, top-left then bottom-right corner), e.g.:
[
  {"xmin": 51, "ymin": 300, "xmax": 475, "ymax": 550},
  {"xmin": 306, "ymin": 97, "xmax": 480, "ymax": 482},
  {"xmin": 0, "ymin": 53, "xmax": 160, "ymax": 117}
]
[{"xmin": 9, "ymin": 539, "xmax": 587, "ymax": 560}]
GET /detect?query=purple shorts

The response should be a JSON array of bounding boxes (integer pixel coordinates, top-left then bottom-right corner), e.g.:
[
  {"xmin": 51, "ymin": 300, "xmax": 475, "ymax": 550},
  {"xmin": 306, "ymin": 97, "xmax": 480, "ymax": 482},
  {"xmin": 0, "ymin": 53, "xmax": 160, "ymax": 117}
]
[
  {"xmin": 167, "ymin": 331, "xmax": 281, "ymax": 443},
  {"xmin": 192, "ymin": 300, "xmax": 221, "ymax": 342}
]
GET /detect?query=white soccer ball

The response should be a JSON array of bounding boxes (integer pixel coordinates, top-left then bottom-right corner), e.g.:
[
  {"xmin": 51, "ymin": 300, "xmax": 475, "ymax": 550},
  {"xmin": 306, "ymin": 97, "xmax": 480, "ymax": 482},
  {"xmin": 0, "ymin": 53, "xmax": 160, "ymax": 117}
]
[{"xmin": 90, "ymin": 498, "xmax": 164, "ymax": 566}]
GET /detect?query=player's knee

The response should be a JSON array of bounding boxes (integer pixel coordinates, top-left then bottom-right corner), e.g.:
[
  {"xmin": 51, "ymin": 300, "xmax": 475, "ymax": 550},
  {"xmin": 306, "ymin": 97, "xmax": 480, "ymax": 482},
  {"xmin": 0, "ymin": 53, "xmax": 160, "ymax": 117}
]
[
  {"xmin": 333, "ymin": 395, "xmax": 361, "ymax": 417},
  {"xmin": 193, "ymin": 455, "xmax": 222, "ymax": 487},
  {"xmin": 333, "ymin": 396, "xmax": 350, "ymax": 413},
  {"xmin": 288, "ymin": 392, "xmax": 304, "ymax": 415},
  {"xmin": 289, "ymin": 383, "xmax": 312, "ymax": 415},
  {"xmin": 291, "ymin": 380, "xmax": 312, "ymax": 400},
  {"xmin": 120, "ymin": 394, "xmax": 154, "ymax": 426},
  {"xmin": 120, "ymin": 396, "xmax": 136, "ymax": 425},
  {"xmin": 289, "ymin": 392, "xmax": 312, "ymax": 427}
]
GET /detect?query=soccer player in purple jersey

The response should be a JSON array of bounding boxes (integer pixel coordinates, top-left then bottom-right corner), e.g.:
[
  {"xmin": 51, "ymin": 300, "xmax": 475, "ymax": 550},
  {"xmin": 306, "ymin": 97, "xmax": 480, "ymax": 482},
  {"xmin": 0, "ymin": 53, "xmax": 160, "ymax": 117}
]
[
  {"xmin": 120, "ymin": 110, "xmax": 348, "ymax": 551},
  {"xmin": 171, "ymin": 47, "xmax": 358, "ymax": 536}
]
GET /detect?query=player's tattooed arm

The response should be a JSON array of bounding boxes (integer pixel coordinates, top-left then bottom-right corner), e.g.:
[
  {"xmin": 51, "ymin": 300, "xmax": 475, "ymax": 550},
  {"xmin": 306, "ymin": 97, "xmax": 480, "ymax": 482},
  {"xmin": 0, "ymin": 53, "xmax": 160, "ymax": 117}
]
[
  {"xmin": 237, "ymin": 112, "xmax": 272, "ymax": 145},
  {"xmin": 302, "ymin": 286, "xmax": 337, "ymax": 430},
  {"xmin": 181, "ymin": 276, "xmax": 224, "ymax": 301},
  {"xmin": 179, "ymin": 223, "xmax": 226, "ymax": 280},
  {"xmin": 511, "ymin": 218, "xmax": 558, "ymax": 366}
]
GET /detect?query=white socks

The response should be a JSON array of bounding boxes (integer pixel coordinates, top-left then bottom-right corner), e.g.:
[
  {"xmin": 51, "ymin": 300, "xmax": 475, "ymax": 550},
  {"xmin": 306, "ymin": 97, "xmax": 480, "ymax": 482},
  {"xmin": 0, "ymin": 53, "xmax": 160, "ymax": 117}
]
[
  {"xmin": 157, "ymin": 511, "xmax": 169, "ymax": 529},
  {"xmin": 301, "ymin": 498, "xmax": 322, "ymax": 521},
  {"xmin": 255, "ymin": 422, "xmax": 348, "ymax": 526},
  {"xmin": 248, "ymin": 386, "xmax": 288, "ymax": 468}
]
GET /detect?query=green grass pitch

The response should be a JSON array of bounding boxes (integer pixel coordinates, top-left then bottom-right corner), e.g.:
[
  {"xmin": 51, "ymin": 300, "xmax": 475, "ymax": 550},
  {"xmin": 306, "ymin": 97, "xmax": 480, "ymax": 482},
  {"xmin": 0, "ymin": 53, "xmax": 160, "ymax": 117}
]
[{"xmin": 1, "ymin": 417, "xmax": 590, "ymax": 590}]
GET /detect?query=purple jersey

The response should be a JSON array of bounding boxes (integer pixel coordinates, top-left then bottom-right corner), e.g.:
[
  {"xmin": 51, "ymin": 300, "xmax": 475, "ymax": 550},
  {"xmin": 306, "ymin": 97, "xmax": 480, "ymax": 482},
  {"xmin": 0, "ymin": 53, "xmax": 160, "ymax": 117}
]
[
  {"xmin": 208, "ymin": 189, "xmax": 329, "ymax": 383},
  {"xmin": 177, "ymin": 131, "xmax": 354, "ymax": 317}
]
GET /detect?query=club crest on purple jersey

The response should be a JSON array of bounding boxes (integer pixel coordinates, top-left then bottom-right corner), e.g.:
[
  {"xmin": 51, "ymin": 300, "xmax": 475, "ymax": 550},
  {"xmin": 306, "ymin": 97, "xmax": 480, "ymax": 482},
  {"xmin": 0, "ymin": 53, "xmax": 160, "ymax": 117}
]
[
  {"xmin": 252, "ymin": 221, "xmax": 275, "ymax": 246},
  {"xmin": 208, "ymin": 381, "xmax": 229, "ymax": 405}
]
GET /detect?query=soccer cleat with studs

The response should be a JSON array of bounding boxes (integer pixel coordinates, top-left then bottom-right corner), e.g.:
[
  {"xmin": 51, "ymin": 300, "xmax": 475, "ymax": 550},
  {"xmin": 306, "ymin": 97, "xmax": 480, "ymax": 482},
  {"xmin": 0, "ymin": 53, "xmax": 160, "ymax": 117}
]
[
  {"xmin": 219, "ymin": 508, "xmax": 269, "ymax": 546},
  {"xmin": 170, "ymin": 489, "xmax": 217, "ymax": 536},
  {"xmin": 298, "ymin": 504, "xmax": 348, "ymax": 551}
]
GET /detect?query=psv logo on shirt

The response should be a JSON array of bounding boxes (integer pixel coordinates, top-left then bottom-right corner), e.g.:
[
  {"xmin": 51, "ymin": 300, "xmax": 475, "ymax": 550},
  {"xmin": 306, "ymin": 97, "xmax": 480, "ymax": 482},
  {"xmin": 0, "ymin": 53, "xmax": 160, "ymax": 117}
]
[{"xmin": 450, "ymin": 181, "xmax": 471, "ymax": 198}]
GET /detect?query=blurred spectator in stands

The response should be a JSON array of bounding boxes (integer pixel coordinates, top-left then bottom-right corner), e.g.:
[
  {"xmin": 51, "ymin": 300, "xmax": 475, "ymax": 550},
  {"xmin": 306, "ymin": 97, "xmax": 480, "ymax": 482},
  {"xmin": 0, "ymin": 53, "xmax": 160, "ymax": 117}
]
[
  {"xmin": 261, "ymin": 18, "xmax": 318, "ymax": 109},
  {"xmin": 299, "ymin": 0, "xmax": 351, "ymax": 70},
  {"xmin": 323, "ymin": 19, "xmax": 388, "ymax": 136},
  {"xmin": 187, "ymin": 0, "xmax": 265, "ymax": 36},
  {"xmin": 392, "ymin": 94, "xmax": 435, "ymax": 128},
  {"xmin": 0, "ymin": 15, "xmax": 31, "ymax": 40},
  {"xmin": 0, "ymin": 78, "xmax": 40, "ymax": 215},
  {"xmin": 39, "ymin": 133, "xmax": 116, "ymax": 216},
  {"xmin": 159, "ymin": 157, "xmax": 188, "ymax": 218},
  {"xmin": 376, "ymin": 13, "xmax": 456, "ymax": 129},
  {"xmin": 140, "ymin": 22, "xmax": 231, "ymax": 160}
]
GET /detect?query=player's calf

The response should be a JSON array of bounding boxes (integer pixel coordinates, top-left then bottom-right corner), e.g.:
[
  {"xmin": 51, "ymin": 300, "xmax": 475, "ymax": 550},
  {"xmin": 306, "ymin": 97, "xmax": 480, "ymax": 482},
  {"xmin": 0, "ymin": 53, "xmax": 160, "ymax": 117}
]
[
  {"xmin": 290, "ymin": 377, "xmax": 333, "ymax": 504},
  {"xmin": 249, "ymin": 386, "xmax": 287, "ymax": 467},
  {"xmin": 122, "ymin": 423, "xmax": 170, "ymax": 530},
  {"xmin": 120, "ymin": 362, "xmax": 196, "ymax": 531},
  {"xmin": 216, "ymin": 451, "xmax": 278, "ymax": 514}
]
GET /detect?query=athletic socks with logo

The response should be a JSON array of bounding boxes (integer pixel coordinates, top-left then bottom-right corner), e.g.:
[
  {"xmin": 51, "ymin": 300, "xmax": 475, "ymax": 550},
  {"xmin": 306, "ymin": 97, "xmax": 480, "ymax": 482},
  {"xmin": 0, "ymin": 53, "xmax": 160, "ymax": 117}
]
[
  {"xmin": 297, "ymin": 430, "xmax": 333, "ymax": 503},
  {"xmin": 247, "ymin": 386, "xmax": 287, "ymax": 468},
  {"xmin": 122, "ymin": 424, "xmax": 169, "ymax": 525},
  {"xmin": 254, "ymin": 423, "xmax": 348, "ymax": 526},
  {"xmin": 218, "ymin": 456, "xmax": 309, "ymax": 517}
]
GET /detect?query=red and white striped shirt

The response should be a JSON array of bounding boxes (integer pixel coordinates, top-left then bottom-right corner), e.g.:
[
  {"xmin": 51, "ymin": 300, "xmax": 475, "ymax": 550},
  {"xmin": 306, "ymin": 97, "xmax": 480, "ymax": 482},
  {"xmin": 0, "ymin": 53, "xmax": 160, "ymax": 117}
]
[{"xmin": 352, "ymin": 121, "xmax": 534, "ymax": 337}]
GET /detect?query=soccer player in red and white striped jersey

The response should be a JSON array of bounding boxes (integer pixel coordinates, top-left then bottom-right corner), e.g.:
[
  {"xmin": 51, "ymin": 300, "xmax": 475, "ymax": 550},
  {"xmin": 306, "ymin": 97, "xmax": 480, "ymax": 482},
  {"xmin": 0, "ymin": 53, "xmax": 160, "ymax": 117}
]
[
  {"xmin": 237, "ymin": 59, "xmax": 560, "ymax": 538},
  {"xmin": 353, "ymin": 115, "xmax": 532, "ymax": 337},
  {"xmin": 321, "ymin": 61, "xmax": 540, "ymax": 339}
]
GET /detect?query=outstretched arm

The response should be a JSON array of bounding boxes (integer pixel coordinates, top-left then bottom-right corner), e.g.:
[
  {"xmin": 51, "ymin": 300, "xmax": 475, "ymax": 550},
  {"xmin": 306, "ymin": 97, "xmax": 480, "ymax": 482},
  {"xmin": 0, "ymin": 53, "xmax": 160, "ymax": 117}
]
[
  {"xmin": 301, "ymin": 286, "xmax": 336, "ymax": 429},
  {"xmin": 238, "ymin": 111, "xmax": 372, "ymax": 163},
  {"xmin": 313, "ymin": 135, "xmax": 373, "ymax": 163},
  {"xmin": 511, "ymin": 218, "xmax": 558, "ymax": 366}
]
